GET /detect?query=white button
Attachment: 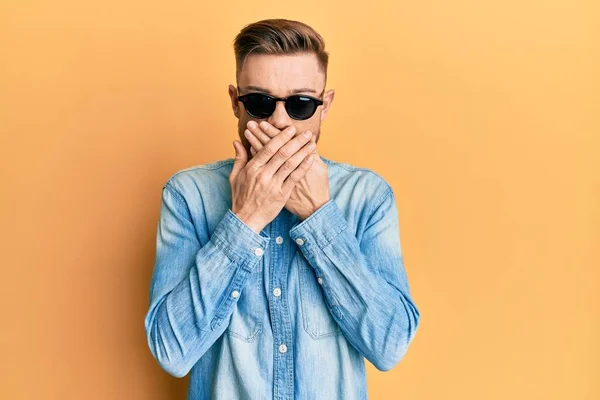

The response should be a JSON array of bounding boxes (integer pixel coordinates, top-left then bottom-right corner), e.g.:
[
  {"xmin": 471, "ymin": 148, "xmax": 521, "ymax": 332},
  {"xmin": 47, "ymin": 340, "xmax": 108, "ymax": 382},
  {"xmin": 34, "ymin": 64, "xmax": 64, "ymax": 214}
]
[
  {"xmin": 295, "ymin": 238, "xmax": 304, "ymax": 246},
  {"xmin": 273, "ymin": 288, "xmax": 281, "ymax": 297},
  {"xmin": 276, "ymin": 236, "xmax": 284, "ymax": 245},
  {"xmin": 231, "ymin": 290, "xmax": 240, "ymax": 298},
  {"xmin": 254, "ymin": 248, "xmax": 264, "ymax": 257},
  {"xmin": 317, "ymin": 277, "xmax": 323, "ymax": 285},
  {"xmin": 279, "ymin": 344, "xmax": 287, "ymax": 353}
]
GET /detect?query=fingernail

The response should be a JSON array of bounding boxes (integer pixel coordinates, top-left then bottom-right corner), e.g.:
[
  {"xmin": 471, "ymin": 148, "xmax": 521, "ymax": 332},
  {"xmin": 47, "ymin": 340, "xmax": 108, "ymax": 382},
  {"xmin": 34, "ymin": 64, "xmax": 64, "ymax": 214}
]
[
  {"xmin": 244, "ymin": 129, "xmax": 252, "ymax": 138},
  {"xmin": 259, "ymin": 121, "xmax": 268, "ymax": 129},
  {"xmin": 303, "ymin": 131, "xmax": 312, "ymax": 138},
  {"xmin": 248, "ymin": 121, "xmax": 257, "ymax": 129}
]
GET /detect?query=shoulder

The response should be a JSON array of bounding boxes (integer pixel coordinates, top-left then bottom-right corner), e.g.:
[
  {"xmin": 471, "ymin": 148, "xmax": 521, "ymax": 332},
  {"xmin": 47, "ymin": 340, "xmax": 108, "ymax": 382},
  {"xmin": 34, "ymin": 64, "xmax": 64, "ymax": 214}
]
[
  {"xmin": 322, "ymin": 155, "xmax": 393, "ymax": 203},
  {"xmin": 162, "ymin": 157, "xmax": 235, "ymax": 194}
]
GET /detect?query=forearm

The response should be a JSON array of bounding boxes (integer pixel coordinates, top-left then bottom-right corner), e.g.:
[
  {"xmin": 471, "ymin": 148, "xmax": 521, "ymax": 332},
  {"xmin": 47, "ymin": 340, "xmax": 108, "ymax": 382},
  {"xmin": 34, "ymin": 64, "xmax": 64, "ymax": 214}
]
[
  {"xmin": 289, "ymin": 192, "xmax": 420, "ymax": 371},
  {"xmin": 145, "ymin": 186, "xmax": 270, "ymax": 377}
]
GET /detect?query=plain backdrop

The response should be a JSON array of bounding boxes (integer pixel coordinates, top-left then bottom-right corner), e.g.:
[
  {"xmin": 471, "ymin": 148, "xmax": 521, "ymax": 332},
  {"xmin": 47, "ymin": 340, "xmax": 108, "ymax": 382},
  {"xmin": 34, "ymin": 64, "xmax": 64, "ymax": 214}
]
[{"xmin": 1, "ymin": 1, "xmax": 598, "ymax": 399}]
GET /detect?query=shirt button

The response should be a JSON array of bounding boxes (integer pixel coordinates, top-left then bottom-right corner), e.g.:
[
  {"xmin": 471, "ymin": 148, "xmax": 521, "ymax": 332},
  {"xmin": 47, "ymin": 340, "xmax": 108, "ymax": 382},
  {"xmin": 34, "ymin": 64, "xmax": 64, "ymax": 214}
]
[
  {"xmin": 295, "ymin": 238, "xmax": 304, "ymax": 246},
  {"xmin": 317, "ymin": 277, "xmax": 323, "ymax": 285},
  {"xmin": 254, "ymin": 248, "xmax": 264, "ymax": 257},
  {"xmin": 279, "ymin": 344, "xmax": 287, "ymax": 353},
  {"xmin": 273, "ymin": 288, "xmax": 281, "ymax": 297},
  {"xmin": 231, "ymin": 290, "xmax": 240, "ymax": 298},
  {"xmin": 275, "ymin": 236, "xmax": 283, "ymax": 245}
]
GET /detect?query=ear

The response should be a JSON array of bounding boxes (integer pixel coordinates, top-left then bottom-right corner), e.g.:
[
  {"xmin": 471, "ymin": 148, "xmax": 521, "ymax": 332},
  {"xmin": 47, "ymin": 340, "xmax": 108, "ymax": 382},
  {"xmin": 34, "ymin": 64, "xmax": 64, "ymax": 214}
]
[
  {"xmin": 320, "ymin": 89, "xmax": 335, "ymax": 122},
  {"xmin": 228, "ymin": 84, "xmax": 240, "ymax": 119}
]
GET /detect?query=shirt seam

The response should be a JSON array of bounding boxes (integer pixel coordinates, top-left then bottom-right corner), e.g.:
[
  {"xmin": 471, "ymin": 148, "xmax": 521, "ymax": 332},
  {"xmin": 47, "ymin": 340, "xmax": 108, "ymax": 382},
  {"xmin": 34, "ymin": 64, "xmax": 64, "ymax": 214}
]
[
  {"xmin": 366, "ymin": 185, "xmax": 394, "ymax": 225},
  {"xmin": 163, "ymin": 182, "xmax": 188, "ymax": 207},
  {"xmin": 162, "ymin": 182, "xmax": 206, "ymax": 249}
]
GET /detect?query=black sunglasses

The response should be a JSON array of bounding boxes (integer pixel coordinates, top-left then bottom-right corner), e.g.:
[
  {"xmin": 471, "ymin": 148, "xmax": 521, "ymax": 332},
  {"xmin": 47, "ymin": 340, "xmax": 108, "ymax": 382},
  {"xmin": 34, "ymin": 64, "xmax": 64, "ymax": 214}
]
[{"xmin": 237, "ymin": 90, "xmax": 324, "ymax": 121}]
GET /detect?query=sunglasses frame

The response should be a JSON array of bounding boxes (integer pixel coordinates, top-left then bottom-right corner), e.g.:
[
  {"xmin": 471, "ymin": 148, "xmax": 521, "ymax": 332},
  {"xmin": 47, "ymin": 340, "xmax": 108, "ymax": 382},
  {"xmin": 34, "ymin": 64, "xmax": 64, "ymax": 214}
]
[{"xmin": 236, "ymin": 89, "xmax": 324, "ymax": 121}]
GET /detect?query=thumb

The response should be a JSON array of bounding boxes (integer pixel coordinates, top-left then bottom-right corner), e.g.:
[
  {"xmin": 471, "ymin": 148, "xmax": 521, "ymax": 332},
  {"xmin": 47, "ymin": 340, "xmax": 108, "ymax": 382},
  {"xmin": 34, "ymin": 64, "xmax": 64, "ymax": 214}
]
[{"xmin": 230, "ymin": 140, "xmax": 248, "ymax": 181}]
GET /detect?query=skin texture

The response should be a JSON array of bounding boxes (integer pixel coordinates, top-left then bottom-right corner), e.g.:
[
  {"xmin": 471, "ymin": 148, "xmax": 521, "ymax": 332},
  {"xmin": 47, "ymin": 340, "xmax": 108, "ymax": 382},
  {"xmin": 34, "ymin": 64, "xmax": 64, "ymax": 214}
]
[
  {"xmin": 227, "ymin": 53, "xmax": 336, "ymax": 226},
  {"xmin": 228, "ymin": 125, "xmax": 316, "ymax": 234}
]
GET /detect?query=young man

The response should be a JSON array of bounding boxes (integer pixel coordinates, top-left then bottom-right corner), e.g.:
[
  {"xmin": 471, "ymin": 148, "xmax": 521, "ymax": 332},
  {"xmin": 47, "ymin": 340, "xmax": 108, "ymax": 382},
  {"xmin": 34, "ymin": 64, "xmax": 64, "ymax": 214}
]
[{"xmin": 144, "ymin": 18, "xmax": 420, "ymax": 400}]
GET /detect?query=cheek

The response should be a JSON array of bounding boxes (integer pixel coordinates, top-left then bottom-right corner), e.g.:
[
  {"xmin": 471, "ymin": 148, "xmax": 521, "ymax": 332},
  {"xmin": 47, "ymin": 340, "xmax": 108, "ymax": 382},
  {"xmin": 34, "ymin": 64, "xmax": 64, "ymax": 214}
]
[
  {"xmin": 239, "ymin": 115, "xmax": 261, "ymax": 135},
  {"xmin": 299, "ymin": 122, "xmax": 318, "ymax": 141},
  {"xmin": 295, "ymin": 122, "xmax": 313, "ymax": 135},
  {"xmin": 238, "ymin": 114, "xmax": 248, "ymax": 129}
]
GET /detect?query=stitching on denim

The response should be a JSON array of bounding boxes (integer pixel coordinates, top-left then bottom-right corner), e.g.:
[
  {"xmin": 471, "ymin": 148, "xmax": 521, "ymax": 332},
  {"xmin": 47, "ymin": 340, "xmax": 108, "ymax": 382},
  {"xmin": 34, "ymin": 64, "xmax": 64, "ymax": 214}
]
[
  {"xmin": 366, "ymin": 186, "xmax": 394, "ymax": 228},
  {"xmin": 163, "ymin": 183, "xmax": 202, "ymax": 244},
  {"xmin": 163, "ymin": 183, "xmax": 187, "ymax": 207}
]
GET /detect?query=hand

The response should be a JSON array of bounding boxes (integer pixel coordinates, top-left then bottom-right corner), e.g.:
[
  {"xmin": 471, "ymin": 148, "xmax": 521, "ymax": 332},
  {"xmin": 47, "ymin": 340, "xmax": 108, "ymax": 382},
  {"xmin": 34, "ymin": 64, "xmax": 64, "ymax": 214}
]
[
  {"xmin": 244, "ymin": 120, "xmax": 330, "ymax": 221},
  {"xmin": 229, "ymin": 125, "xmax": 316, "ymax": 234}
]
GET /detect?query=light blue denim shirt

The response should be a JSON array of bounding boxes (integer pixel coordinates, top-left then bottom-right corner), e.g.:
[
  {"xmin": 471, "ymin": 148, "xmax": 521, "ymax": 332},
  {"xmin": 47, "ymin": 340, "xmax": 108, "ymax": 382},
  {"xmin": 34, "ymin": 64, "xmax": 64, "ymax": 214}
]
[{"xmin": 144, "ymin": 155, "xmax": 420, "ymax": 400}]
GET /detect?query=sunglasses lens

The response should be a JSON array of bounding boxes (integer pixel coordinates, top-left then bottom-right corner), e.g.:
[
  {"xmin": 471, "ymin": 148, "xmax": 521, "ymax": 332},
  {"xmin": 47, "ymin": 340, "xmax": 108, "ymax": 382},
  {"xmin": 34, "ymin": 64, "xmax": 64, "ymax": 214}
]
[
  {"xmin": 243, "ymin": 94, "xmax": 275, "ymax": 118},
  {"xmin": 286, "ymin": 96, "xmax": 318, "ymax": 120}
]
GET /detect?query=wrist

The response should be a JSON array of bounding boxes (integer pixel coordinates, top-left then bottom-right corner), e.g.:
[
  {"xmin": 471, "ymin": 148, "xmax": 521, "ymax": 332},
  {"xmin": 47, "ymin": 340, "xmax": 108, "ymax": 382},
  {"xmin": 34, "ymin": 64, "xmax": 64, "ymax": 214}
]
[{"xmin": 232, "ymin": 209, "xmax": 265, "ymax": 234}]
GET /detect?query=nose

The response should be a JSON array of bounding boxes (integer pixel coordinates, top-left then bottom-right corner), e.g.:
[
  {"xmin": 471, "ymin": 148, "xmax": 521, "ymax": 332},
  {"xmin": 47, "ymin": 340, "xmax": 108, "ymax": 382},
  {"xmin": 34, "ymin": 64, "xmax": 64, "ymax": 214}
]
[{"xmin": 266, "ymin": 100, "xmax": 293, "ymax": 131}]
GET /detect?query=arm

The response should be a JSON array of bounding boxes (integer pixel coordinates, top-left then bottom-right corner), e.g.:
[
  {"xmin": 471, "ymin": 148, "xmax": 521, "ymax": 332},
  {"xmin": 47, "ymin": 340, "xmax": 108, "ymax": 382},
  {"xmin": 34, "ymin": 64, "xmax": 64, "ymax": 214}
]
[
  {"xmin": 288, "ymin": 186, "xmax": 420, "ymax": 371},
  {"xmin": 144, "ymin": 182, "xmax": 270, "ymax": 377}
]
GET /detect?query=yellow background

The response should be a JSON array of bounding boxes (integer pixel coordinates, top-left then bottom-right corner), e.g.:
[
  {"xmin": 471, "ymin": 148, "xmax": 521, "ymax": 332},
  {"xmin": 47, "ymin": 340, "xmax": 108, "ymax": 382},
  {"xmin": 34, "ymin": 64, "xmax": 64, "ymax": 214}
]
[{"xmin": 1, "ymin": 1, "xmax": 598, "ymax": 399}]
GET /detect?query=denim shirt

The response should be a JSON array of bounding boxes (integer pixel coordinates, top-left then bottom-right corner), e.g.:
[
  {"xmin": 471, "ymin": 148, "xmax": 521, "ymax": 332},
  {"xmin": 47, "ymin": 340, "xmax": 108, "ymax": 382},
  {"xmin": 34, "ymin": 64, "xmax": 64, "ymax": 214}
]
[{"xmin": 144, "ymin": 155, "xmax": 420, "ymax": 400}]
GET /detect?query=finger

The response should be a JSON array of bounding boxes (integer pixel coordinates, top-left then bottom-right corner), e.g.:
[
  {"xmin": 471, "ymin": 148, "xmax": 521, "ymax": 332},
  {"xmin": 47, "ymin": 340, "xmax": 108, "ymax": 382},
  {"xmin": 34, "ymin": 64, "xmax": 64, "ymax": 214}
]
[
  {"xmin": 273, "ymin": 138, "xmax": 316, "ymax": 185},
  {"xmin": 246, "ymin": 121, "xmax": 271, "ymax": 146},
  {"xmin": 250, "ymin": 125, "xmax": 297, "ymax": 168},
  {"xmin": 230, "ymin": 140, "xmax": 248, "ymax": 182},
  {"xmin": 258, "ymin": 121, "xmax": 282, "ymax": 138},
  {"xmin": 250, "ymin": 146, "xmax": 257, "ymax": 156},
  {"xmin": 261, "ymin": 130, "xmax": 313, "ymax": 177},
  {"xmin": 282, "ymin": 153, "xmax": 315, "ymax": 195},
  {"xmin": 244, "ymin": 129, "xmax": 264, "ymax": 151}
]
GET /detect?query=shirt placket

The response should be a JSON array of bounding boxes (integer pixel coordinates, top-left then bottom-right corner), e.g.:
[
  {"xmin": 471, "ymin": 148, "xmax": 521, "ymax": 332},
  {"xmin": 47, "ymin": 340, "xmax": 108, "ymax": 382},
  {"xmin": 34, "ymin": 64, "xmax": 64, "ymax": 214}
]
[{"xmin": 268, "ymin": 212, "xmax": 295, "ymax": 400}]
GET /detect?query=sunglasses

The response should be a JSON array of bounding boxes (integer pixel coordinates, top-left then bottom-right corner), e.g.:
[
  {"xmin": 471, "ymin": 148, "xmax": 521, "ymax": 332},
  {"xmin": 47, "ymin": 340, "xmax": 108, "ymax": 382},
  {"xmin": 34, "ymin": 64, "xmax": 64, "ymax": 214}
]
[{"xmin": 237, "ymin": 89, "xmax": 324, "ymax": 121}]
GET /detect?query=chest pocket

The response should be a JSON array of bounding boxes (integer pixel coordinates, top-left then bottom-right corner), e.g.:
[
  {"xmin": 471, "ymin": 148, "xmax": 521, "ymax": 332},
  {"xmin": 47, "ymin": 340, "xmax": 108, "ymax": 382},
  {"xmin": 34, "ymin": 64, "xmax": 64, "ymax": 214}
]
[
  {"xmin": 297, "ymin": 252, "xmax": 342, "ymax": 339},
  {"xmin": 227, "ymin": 261, "xmax": 265, "ymax": 342}
]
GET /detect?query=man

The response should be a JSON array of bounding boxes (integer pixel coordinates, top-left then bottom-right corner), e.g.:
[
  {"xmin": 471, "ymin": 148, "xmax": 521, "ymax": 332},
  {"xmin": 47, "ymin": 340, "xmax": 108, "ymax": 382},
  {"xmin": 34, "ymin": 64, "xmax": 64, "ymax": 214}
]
[{"xmin": 144, "ymin": 18, "xmax": 420, "ymax": 400}]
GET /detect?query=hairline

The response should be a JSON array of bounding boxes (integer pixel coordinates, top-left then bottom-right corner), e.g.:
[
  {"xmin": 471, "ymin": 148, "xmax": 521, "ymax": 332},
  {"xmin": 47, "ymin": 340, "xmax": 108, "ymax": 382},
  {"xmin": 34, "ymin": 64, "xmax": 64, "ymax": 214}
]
[{"xmin": 235, "ymin": 51, "xmax": 327, "ymax": 86}]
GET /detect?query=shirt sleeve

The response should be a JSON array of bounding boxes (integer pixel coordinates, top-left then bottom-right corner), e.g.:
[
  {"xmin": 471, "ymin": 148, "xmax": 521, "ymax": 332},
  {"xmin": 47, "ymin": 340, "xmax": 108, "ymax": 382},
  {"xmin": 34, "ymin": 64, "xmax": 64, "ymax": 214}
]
[
  {"xmin": 288, "ymin": 187, "xmax": 420, "ymax": 371},
  {"xmin": 144, "ymin": 182, "xmax": 270, "ymax": 377}
]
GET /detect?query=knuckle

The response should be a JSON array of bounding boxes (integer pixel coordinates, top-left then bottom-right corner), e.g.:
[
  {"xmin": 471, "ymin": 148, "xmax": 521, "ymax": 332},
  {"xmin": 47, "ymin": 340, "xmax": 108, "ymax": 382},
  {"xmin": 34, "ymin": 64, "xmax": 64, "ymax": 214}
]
[
  {"xmin": 282, "ymin": 158, "xmax": 295, "ymax": 171},
  {"xmin": 262, "ymin": 145, "xmax": 275, "ymax": 157},
  {"xmin": 245, "ymin": 160, "xmax": 257, "ymax": 173},
  {"xmin": 288, "ymin": 172, "xmax": 300, "ymax": 182},
  {"xmin": 278, "ymin": 147, "xmax": 291, "ymax": 159},
  {"xmin": 256, "ymin": 171, "xmax": 270, "ymax": 185}
]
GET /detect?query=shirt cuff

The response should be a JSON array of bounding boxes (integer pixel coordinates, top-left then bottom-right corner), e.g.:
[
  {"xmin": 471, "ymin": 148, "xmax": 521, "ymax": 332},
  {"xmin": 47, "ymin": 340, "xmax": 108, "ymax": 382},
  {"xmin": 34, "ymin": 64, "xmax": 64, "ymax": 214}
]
[
  {"xmin": 288, "ymin": 198, "xmax": 349, "ymax": 256},
  {"xmin": 212, "ymin": 209, "xmax": 270, "ymax": 271}
]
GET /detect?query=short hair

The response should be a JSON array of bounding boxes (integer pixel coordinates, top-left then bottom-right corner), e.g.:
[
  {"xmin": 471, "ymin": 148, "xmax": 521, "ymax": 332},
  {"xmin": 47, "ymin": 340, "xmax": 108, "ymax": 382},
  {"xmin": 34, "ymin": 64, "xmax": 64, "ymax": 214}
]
[{"xmin": 233, "ymin": 18, "xmax": 329, "ymax": 86}]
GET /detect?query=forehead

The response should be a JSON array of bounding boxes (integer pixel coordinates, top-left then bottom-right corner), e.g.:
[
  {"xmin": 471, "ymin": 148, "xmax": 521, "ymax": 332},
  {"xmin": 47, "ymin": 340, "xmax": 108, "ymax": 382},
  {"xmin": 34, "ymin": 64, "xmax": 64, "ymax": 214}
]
[{"xmin": 238, "ymin": 53, "xmax": 324, "ymax": 95}]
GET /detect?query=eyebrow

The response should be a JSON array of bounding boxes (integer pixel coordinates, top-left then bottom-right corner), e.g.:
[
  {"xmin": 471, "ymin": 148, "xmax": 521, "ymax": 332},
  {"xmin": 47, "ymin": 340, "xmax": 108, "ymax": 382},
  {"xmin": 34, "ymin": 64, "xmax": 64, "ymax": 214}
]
[{"xmin": 241, "ymin": 85, "xmax": 319, "ymax": 95}]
